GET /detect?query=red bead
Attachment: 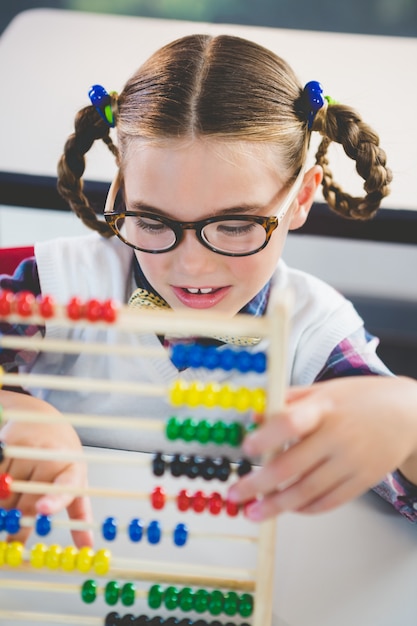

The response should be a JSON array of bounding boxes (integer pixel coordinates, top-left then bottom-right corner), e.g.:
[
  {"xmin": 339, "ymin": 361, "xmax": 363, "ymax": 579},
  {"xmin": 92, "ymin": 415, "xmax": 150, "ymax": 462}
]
[
  {"xmin": 37, "ymin": 295, "xmax": 55, "ymax": 318},
  {"xmin": 208, "ymin": 492, "xmax": 223, "ymax": 515},
  {"xmin": 85, "ymin": 299, "xmax": 102, "ymax": 322},
  {"xmin": 0, "ymin": 290, "xmax": 14, "ymax": 316},
  {"xmin": 67, "ymin": 297, "xmax": 83, "ymax": 320},
  {"xmin": 225, "ymin": 499, "xmax": 240, "ymax": 517},
  {"xmin": 177, "ymin": 489, "xmax": 192, "ymax": 512},
  {"xmin": 15, "ymin": 291, "xmax": 35, "ymax": 317},
  {"xmin": 101, "ymin": 299, "xmax": 118, "ymax": 323},
  {"xmin": 150, "ymin": 486, "xmax": 166, "ymax": 510},
  {"xmin": 192, "ymin": 490, "xmax": 207, "ymax": 513},
  {"xmin": 0, "ymin": 473, "xmax": 12, "ymax": 499}
]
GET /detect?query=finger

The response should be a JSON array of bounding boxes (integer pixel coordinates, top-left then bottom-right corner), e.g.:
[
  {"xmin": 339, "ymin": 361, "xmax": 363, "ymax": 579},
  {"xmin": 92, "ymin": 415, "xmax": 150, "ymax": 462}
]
[
  {"xmin": 67, "ymin": 496, "xmax": 94, "ymax": 548},
  {"xmin": 242, "ymin": 400, "xmax": 326, "ymax": 457},
  {"xmin": 35, "ymin": 463, "xmax": 86, "ymax": 517}
]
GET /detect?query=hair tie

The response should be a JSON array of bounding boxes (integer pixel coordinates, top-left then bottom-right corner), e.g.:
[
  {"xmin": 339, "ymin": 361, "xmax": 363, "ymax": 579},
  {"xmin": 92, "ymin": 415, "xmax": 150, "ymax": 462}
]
[
  {"xmin": 88, "ymin": 84, "xmax": 116, "ymax": 127},
  {"xmin": 303, "ymin": 81, "xmax": 325, "ymax": 129}
]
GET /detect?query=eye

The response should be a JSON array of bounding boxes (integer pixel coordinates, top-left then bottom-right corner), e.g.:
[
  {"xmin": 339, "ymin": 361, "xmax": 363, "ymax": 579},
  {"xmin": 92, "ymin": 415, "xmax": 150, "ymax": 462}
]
[
  {"xmin": 135, "ymin": 215, "xmax": 171, "ymax": 234},
  {"xmin": 215, "ymin": 220, "xmax": 258, "ymax": 237}
]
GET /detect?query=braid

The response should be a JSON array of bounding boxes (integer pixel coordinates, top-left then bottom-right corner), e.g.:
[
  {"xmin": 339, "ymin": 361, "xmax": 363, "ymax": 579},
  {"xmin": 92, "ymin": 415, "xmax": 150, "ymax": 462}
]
[
  {"xmin": 313, "ymin": 104, "xmax": 392, "ymax": 219},
  {"xmin": 57, "ymin": 103, "xmax": 119, "ymax": 236}
]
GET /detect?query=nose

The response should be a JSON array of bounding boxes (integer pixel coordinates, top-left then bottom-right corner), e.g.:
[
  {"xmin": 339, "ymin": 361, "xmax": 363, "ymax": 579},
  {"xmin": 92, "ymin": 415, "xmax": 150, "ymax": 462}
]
[{"xmin": 174, "ymin": 229, "xmax": 217, "ymax": 273}]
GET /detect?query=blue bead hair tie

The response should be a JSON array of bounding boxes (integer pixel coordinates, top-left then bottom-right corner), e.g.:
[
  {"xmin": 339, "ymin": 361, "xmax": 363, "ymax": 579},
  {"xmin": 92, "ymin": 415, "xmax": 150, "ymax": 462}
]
[
  {"xmin": 88, "ymin": 84, "xmax": 115, "ymax": 127},
  {"xmin": 303, "ymin": 81, "xmax": 325, "ymax": 129}
]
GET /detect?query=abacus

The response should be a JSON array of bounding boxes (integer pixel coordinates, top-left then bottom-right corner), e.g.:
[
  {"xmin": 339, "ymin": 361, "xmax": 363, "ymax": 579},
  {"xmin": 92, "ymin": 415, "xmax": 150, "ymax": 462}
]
[{"xmin": 0, "ymin": 288, "xmax": 292, "ymax": 626}]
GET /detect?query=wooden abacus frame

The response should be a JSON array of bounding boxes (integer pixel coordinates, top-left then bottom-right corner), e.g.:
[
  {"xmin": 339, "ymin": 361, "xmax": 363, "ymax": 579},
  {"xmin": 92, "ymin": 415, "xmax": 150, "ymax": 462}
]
[{"xmin": 0, "ymin": 288, "xmax": 293, "ymax": 626}]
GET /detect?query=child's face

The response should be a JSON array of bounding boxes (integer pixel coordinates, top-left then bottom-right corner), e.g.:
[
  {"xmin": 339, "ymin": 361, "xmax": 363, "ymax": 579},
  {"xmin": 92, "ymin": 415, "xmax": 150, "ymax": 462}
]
[{"xmin": 122, "ymin": 139, "xmax": 302, "ymax": 316}]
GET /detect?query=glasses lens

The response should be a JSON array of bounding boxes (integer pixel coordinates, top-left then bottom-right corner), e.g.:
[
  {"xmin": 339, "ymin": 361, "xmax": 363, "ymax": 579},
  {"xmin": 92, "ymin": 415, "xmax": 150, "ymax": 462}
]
[
  {"xmin": 202, "ymin": 219, "xmax": 267, "ymax": 254},
  {"xmin": 115, "ymin": 215, "xmax": 177, "ymax": 251}
]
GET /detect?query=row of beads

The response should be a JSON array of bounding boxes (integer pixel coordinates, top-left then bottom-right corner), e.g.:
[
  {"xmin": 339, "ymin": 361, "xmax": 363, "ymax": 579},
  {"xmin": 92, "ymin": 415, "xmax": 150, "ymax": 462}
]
[
  {"xmin": 104, "ymin": 613, "xmax": 250, "ymax": 626},
  {"xmin": 170, "ymin": 343, "xmax": 267, "ymax": 374},
  {"xmin": 103, "ymin": 518, "xmax": 188, "ymax": 546},
  {"xmin": 82, "ymin": 579, "xmax": 136, "ymax": 606},
  {"xmin": 0, "ymin": 290, "xmax": 119, "ymax": 323},
  {"xmin": 151, "ymin": 453, "xmax": 252, "ymax": 481},
  {"xmin": 0, "ymin": 509, "xmax": 53, "ymax": 536},
  {"xmin": 0, "ymin": 541, "xmax": 111, "ymax": 574},
  {"xmin": 151, "ymin": 487, "xmax": 240, "ymax": 516},
  {"xmin": 165, "ymin": 417, "xmax": 254, "ymax": 447},
  {"xmin": 148, "ymin": 585, "xmax": 253, "ymax": 618},
  {"xmin": 169, "ymin": 380, "xmax": 265, "ymax": 412}
]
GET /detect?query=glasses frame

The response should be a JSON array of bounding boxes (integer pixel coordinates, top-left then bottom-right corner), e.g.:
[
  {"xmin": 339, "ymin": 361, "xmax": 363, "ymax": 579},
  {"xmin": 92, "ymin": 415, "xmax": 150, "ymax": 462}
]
[{"xmin": 104, "ymin": 165, "xmax": 305, "ymax": 257}]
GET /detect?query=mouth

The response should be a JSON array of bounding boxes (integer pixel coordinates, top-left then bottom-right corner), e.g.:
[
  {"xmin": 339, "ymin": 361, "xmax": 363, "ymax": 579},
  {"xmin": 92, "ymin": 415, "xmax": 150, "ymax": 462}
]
[{"xmin": 172, "ymin": 286, "xmax": 230, "ymax": 309}]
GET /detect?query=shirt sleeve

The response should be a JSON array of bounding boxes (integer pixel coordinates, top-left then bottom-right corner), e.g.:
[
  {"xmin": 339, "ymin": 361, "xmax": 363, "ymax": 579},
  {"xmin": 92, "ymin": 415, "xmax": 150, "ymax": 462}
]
[
  {"xmin": 315, "ymin": 327, "xmax": 417, "ymax": 523},
  {"xmin": 0, "ymin": 257, "xmax": 45, "ymax": 377}
]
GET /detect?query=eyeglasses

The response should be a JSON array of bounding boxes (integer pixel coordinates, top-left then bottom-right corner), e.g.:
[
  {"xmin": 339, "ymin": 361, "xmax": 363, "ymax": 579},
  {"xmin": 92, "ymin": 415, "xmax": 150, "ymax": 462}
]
[{"xmin": 104, "ymin": 167, "xmax": 305, "ymax": 257}]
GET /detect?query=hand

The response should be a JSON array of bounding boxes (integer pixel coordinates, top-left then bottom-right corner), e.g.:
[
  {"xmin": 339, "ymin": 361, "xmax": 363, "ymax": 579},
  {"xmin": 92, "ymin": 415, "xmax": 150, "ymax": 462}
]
[
  {"xmin": 227, "ymin": 376, "xmax": 417, "ymax": 521},
  {"xmin": 0, "ymin": 390, "xmax": 93, "ymax": 547}
]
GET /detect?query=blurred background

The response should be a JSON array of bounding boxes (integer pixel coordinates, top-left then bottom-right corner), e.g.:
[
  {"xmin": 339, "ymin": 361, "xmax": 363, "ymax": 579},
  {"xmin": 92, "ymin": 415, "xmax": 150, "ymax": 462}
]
[{"xmin": 1, "ymin": 0, "xmax": 417, "ymax": 37}]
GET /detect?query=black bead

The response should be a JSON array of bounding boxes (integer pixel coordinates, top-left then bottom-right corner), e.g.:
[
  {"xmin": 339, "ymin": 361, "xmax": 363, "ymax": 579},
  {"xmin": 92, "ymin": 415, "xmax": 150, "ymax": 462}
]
[
  {"xmin": 170, "ymin": 453, "xmax": 187, "ymax": 477},
  {"xmin": 200, "ymin": 457, "xmax": 216, "ymax": 480},
  {"xmin": 133, "ymin": 616, "xmax": 149, "ymax": 626},
  {"xmin": 148, "ymin": 617, "xmax": 164, "ymax": 626},
  {"xmin": 193, "ymin": 620, "xmax": 208, "ymax": 626},
  {"xmin": 237, "ymin": 457, "xmax": 252, "ymax": 477},
  {"xmin": 177, "ymin": 620, "xmax": 193, "ymax": 626},
  {"xmin": 121, "ymin": 615, "xmax": 136, "ymax": 625},
  {"xmin": 215, "ymin": 456, "xmax": 231, "ymax": 481},
  {"xmin": 0, "ymin": 441, "xmax": 4, "ymax": 464},
  {"xmin": 152, "ymin": 452, "xmax": 166, "ymax": 477},
  {"xmin": 163, "ymin": 618, "xmax": 179, "ymax": 626},
  {"xmin": 186, "ymin": 454, "xmax": 204, "ymax": 479},
  {"xmin": 105, "ymin": 612, "xmax": 121, "ymax": 626}
]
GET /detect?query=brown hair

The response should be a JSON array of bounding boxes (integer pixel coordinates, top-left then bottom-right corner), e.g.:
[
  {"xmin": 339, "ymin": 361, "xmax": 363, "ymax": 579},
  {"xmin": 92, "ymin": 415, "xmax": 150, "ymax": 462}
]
[{"xmin": 57, "ymin": 33, "xmax": 392, "ymax": 237}]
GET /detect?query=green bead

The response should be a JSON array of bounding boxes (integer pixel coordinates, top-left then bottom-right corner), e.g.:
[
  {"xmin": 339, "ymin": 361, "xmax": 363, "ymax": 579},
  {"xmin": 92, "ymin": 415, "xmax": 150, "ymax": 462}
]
[
  {"xmin": 166, "ymin": 416, "xmax": 181, "ymax": 441},
  {"xmin": 104, "ymin": 580, "xmax": 120, "ymax": 606},
  {"xmin": 211, "ymin": 420, "xmax": 227, "ymax": 444},
  {"xmin": 193, "ymin": 588, "xmax": 210, "ymax": 613},
  {"xmin": 195, "ymin": 419, "xmax": 211, "ymax": 444},
  {"xmin": 226, "ymin": 422, "xmax": 244, "ymax": 446},
  {"xmin": 239, "ymin": 593, "xmax": 254, "ymax": 617},
  {"xmin": 180, "ymin": 417, "xmax": 197, "ymax": 442},
  {"xmin": 164, "ymin": 585, "xmax": 179, "ymax": 610},
  {"xmin": 245, "ymin": 422, "xmax": 258, "ymax": 434},
  {"xmin": 223, "ymin": 591, "xmax": 238, "ymax": 616},
  {"xmin": 148, "ymin": 584, "xmax": 163, "ymax": 609},
  {"xmin": 208, "ymin": 589, "xmax": 224, "ymax": 615},
  {"xmin": 179, "ymin": 587, "xmax": 194, "ymax": 611},
  {"xmin": 81, "ymin": 579, "xmax": 97, "ymax": 604},
  {"xmin": 121, "ymin": 582, "xmax": 136, "ymax": 606}
]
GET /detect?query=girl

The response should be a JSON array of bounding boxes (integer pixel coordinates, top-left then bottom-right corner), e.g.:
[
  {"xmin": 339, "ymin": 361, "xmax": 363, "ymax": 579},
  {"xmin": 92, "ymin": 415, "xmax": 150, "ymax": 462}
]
[{"xmin": 1, "ymin": 34, "xmax": 416, "ymax": 548}]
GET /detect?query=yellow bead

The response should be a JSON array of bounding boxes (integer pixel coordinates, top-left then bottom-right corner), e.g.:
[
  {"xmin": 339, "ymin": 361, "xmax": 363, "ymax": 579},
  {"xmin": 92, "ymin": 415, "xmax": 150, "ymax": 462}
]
[
  {"xmin": 93, "ymin": 548, "xmax": 111, "ymax": 575},
  {"xmin": 61, "ymin": 545, "xmax": 78, "ymax": 572},
  {"xmin": 30, "ymin": 543, "xmax": 47, "ymax": 568},
  {"xmin": 0, "ymin": 541, "xmax": 7, "ymax": 566},
  {"xmin": 77, "ymin": 546, "xmax": 94, "ymax": 573},
  {"xmin": 169, "ymin": 380, "xmax": 186, "ymax": 407},
  {"xmin": 45, "ymin": 544, "xmax": 62, "ymax": 569},
  {"xmin": 185, "ymin": 381, "xmax": 203, "ymax": 408},
  {"xmin": 6, "ymin": 541, "xmax": 23, "ymax": 567},
  {"xmin": 251, "ymin": 388, "xmax": 266, "ymax": 413},
  {"xmin": 201, "ymin": 383, "xmax": 219, "ymax": 408},
  {"xmin": 218, "ymin": 384, "xmax": 234, "ymax": 409},
  {"xmin": 234, "ymin": 387, "xmax": 251, "ymax": 411}
]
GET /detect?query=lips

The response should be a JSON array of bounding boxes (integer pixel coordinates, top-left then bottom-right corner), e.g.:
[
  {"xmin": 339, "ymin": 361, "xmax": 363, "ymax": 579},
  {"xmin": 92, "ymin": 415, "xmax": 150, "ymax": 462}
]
[{"xmin": 172, "ymin": 286, "xmax": 230, "ymax": 309}]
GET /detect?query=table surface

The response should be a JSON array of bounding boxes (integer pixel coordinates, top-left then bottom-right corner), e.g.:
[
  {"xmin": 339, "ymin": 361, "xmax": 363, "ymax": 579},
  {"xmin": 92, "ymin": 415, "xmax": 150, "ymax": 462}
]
[
  {"xmin": 0, "ymin": 446, "xmax": 416, "ymax": 626},
  {"xmin": 0, "ymin": 8, "xmax": 416, "ymax": 211}
]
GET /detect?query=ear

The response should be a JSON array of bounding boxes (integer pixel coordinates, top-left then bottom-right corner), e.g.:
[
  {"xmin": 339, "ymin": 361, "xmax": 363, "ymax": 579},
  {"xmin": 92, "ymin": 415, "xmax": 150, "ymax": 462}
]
[{"xmin": 288, "ymin": 165, "xmax": 323, "ymax": 230}]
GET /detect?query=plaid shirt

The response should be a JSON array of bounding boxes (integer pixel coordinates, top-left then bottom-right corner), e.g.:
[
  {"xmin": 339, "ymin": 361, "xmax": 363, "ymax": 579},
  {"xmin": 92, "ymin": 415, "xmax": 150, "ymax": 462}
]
[{"xmin": 1, "ymin": 255, "xmax": 416, "ymax": 522}]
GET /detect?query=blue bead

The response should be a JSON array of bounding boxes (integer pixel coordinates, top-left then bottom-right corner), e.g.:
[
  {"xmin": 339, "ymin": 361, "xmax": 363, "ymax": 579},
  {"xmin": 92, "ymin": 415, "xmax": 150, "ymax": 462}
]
[
  {"xmin": 252, "ymin": 351, "xmax": 267, "ymax": 373},
  {"xmin": 0, "ymin": 508, "xmax": 6, "ymax": 532},
  {"xmin": 236, "ymin": 350, "xmax": 252, "ymax": 373},
  {"xmin": 173, "ymin": 522, "xmax": 188, "ymax": 547},
  {"xmin": 147, "ymin": 520, "xmax": 161, "ymax": 544},
  {"xmin": 35, "ymin": 514, "xmax": 52, "ymax": 536},
  {"xmin": 188, "ymin": 344, "xmax": 204, "ymax": 368},
  {"xmin": 170, "ymin": 344, "xmax": 188, "ymax": 369},
  {"xmin": 202, "ymin": 346, "xmax": 220, "ymax": 370},
  {"xmin": 219, "ymin": 348, "xmax": 236, "ymax": 371},
  {"xmin": 128, "ymin": 518, "xmax": 143, "ymax": 542},
  {"xmin": 102, "ymin": 516, "xmax": 117, "ymax": 541},
  {"xmin": 5, "ymin": 509, "xmax": 21, "ymax": 534}
]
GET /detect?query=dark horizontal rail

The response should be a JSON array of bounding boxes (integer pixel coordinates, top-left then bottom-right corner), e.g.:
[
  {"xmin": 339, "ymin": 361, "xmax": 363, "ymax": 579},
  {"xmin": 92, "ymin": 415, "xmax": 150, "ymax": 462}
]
[{"xmin": 1, "ymin": 171, "xmax": 417, "ymax": 245}]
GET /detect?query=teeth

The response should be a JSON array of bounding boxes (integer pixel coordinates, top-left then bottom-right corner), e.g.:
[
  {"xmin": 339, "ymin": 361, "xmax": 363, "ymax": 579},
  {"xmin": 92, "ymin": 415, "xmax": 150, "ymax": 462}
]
[{"xmin": 185, "ymin": 287, "xmax": 214, "ymax": 294}]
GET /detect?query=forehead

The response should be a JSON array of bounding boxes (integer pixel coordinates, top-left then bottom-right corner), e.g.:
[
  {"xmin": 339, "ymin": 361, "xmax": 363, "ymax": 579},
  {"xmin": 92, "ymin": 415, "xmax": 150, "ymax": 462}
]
[{"xmin": 122, "ymin": 138, "xmax": 288, "ymax": 209}]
